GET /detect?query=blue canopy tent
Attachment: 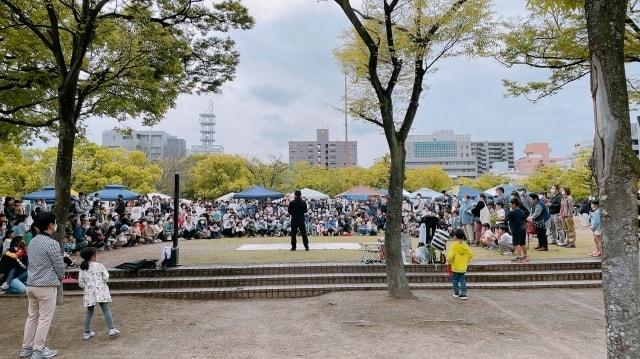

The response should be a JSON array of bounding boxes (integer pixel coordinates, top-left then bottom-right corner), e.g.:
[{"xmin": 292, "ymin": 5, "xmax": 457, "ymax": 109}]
[
  {"xmin": 91, "ymin": 185, "xmax": 140, "ymax": 201},
  {"xmin": 234, "ymin": 186, "xmax": 284, "ymax": 200},
  {"xmin": 449, "ymin": 185, "xmax": 482, "ymax": 199},
  {"xmin": 23, "ymin": 186, "xmax": 79, "ymax": 204}
]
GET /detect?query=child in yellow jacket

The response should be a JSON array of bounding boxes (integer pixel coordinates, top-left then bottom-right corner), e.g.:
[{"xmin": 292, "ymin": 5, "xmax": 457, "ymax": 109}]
[{"xmin": 447, "ymin": 229, "xmax": 473, "ymax": 300}]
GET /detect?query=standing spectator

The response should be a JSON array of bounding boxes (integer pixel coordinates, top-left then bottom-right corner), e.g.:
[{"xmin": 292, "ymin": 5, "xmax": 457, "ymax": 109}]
[
  {"xmin": 529, "ymin": 193, "xmax": 550, "ymax": 251},
  {"xmin": 578, "ymin": 198, "xmax": 592, "ymax": 227},
  {"xmin": 590, "ymin": 201, "xmax": 602, "ymax": 257},
  {"xmin": 471, "ymin": 194, "xmax": 486, "ymax": 244},
  {"xmin": 559, "ymin": 187, "xmax": 576, "ymax": 248},
  {"xmin": 459, "ymin": 195, "xmax": 475, "ymax": 245},
  {"xmin": 288, "ymin": 190, "xmax": 309, "ymax": 251},
  {"xmin": 19, "ymin": 212, "xmax": 65, "ymax": 359},
  {"xmin": 546, "ymin": 185, "xmax": 563, "ymax": 245},
  {"xmin": 506, "ymin": 198, "xmax": 528, "ymax": 262}
]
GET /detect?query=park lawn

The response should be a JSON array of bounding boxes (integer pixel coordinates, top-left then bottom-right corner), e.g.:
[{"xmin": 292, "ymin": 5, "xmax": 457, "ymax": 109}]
[{"xmin": 96, "ymin": 226, "xmax": 596, "ymax": 267}]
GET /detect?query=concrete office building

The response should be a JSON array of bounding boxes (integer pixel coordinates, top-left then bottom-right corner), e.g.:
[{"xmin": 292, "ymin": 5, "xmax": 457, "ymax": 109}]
[
  {"xmin": 289, "ymin": 129, "xmax": 357, "ymax": 168},
  {"xmin": 405, "ymin": 130, "xmax": 477, "ymax": 178},
  {"xmin": 471, "ymin": 141, "xmax": 515, "ymax": 175},
  {"xmin": 102, "ymin": 130, "xmax": 187, "ymax": 161}
]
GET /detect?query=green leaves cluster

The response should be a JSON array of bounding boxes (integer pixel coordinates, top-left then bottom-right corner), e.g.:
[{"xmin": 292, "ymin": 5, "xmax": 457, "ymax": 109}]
[
  {"xmin": 0, "ymin": 140, "xmax": 162, "ymax": 197},
  {"xmin": 498, "ymin": 0, "xmax": 640, "ymax": 102}
]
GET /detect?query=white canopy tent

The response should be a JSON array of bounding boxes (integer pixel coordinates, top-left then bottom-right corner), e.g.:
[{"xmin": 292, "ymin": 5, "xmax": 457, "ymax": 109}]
[
  {"xmin": 146, "ymin": 192, "xmax": 170, "ymax": 200},
  {"xmin": 217, "ymin": 192, "xmax": 236, "ymax": 202},
  {"xmin": 289, "ymin": 188, "xmax": 330, "ymax": 200},
  {"xmin": 410, "ymin": 188, "xmax": 442, "ymax": 199}
]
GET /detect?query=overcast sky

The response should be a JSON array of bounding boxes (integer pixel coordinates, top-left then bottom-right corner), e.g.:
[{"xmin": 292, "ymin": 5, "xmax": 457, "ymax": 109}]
[{"xmin": 81, "ymin": 0, "xmax": 637, "ymax": 167}]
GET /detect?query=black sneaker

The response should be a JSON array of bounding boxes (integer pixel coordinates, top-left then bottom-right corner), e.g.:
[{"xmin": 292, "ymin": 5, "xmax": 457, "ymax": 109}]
[{"xmin": 290, "ymin": 248, "xmax": 296, "ymax": 251}]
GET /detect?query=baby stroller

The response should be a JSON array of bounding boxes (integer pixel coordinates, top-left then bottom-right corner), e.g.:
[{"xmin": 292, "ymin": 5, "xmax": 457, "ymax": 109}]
[{"xmin": 426, "ymin": 229, "xmax": 449, "ymax": 264}]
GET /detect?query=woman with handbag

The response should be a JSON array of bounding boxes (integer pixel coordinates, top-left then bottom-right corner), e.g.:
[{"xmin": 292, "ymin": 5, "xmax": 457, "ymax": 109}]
[{"xmin": 528, "ymin": 193, "xmax": 549, "ymax": 251}]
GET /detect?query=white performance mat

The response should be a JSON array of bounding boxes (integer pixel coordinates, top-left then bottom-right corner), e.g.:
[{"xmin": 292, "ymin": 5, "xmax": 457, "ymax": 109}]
[{"xmin": 236, "ymin": 243, "xmax": 362, "ymax": 251}]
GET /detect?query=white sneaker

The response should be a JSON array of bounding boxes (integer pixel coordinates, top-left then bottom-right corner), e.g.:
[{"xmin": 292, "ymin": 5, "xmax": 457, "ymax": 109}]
[
  {"xmin": 452, "ymin": 293, "xmax": 460, "ymax": 298},
  {"xmin": 0, "ymin": 282, "xmax": 9, "ymax": 290},
  {"xmin": 83, "ymin": 331, "xmax": 95, "ymax": 340},
  {"xmin": 109, "ymin": 328, "xmax": 120, "ymax": 337}
]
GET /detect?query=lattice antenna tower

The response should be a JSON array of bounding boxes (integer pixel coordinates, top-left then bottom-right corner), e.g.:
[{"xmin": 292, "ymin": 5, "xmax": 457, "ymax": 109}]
[{"xmin": 199, "ymin": 100, "xmax": 217, "ymax": 150}]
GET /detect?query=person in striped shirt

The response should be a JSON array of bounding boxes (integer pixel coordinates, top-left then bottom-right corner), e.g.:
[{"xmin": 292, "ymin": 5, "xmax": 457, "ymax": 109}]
[{"xmin": 19, "ymin": 212, "xmax": 64, "ymax": 359}]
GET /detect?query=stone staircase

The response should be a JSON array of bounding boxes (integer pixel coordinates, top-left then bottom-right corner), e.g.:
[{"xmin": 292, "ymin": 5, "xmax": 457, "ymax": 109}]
[{"xmin": 61, "ymin": 259, "xmax": 602, "ymax": 300}]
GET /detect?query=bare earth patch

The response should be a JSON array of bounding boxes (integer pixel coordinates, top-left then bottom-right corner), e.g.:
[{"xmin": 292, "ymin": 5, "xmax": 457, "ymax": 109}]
[{"xmin": 0, "ymin": 289, "xmax": 605, "ymax": 358}]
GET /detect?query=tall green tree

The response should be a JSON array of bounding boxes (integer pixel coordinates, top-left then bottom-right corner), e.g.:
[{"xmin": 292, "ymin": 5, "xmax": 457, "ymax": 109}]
[
  {"xmin": 331, "ymin": 0, "xmax": 493, "ymax": 298},
  {"xmin": 0, "ymin": 0, "xmax": 253, "ymax": 247},
  {"xmin": 404, "ymin": 166, "xmax": 453, "ymax": 192},
  {"xmin": 584, "ymin": 0, "xmax": 640, "ymax": 356},
  {"xmin": 189, "ymin": 154, "xmax": 251, "ymax": 199}
]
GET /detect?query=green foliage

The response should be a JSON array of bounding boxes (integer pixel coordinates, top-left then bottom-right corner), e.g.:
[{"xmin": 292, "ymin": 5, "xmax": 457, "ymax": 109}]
[
  {"xmin": 405, "ymin": 166, "xmax": 453, "ymax": 192},
  {"xmin": 334, "ymin": 0, "xmax": 495, "ymax": 127},
  {"xmin": 0, "ymin": 141, "xmax": 161, "ymax": 196},
  {"xmin": 498, "ymin": 0, "xmax": 640, "ymax": 102},
  {"xmin": 0, "ymin": 146, "xmax": 41, "ymax": 197},
  {"xmin": 0, "ymin": 0, "xmax": 255, "ymax": 129},
  {"xmin": 188, "ymin": 154, "xmax": 251, "ymax": 199}
]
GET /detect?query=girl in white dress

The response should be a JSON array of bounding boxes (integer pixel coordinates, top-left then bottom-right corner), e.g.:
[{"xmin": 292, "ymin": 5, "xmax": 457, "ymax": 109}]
[{"xmin": 78, "ymin": 247, "xmax": 120, "ymax": 340}]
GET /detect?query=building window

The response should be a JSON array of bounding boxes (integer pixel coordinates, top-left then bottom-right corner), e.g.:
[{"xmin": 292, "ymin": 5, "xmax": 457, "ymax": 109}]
[{"xmin": 413, "ymin": 141, "xmax": 457, "ymax": 157}]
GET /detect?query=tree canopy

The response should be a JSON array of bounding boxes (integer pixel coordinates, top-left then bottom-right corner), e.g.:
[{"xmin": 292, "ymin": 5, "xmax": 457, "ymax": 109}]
[{"xmin": 497, "ymin": 0, "xmax": 640, "ymax": 103}]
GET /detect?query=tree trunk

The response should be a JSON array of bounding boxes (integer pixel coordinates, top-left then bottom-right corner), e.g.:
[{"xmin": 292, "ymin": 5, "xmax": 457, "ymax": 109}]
[
  {"xmin": 53, "ymin": 116, "xmax": 76, "ymax": 304},
  {"xmin": 585, "ymin": 1, "xmax": 640, "ymax": 357},
  {"xmin": 385, "ymin": 139, "xmax": 413, "ymax": 299}
]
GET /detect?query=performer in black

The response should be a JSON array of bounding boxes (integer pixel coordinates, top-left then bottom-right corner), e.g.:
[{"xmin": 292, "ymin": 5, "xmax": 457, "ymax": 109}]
[{"xmin": 288, "ymin": 190, "xmax": 309, "ymax": 251}]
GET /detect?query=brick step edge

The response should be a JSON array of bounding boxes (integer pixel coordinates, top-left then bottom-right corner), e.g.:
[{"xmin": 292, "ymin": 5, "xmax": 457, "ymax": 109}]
[
  {"xmin": 64, "ymin": 260, "xmax": 603, "ymax": 278},
  {"xmin": 59, "ymin": 280, "xmax": 602, "ymax": 299},
  {"xmin": 63, "ymin": 270, "xmax": 603, "ymax": 290}
]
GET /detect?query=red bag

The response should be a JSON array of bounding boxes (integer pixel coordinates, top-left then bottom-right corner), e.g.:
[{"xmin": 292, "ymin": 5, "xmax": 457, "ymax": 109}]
[
  {"xmin": 445, "ymin": 264, "xmax": 452, "ymax": 278},
  {"xmin": 526, "ymin": 221, "xmax": 536, "ymax": 235}
]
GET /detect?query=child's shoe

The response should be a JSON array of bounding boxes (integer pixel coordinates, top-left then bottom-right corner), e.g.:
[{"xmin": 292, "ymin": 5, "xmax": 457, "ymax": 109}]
[
  {"xmin": 109, "ymin": 328, "xmax": 120, "ymax": 337},
  {"xmin": 83, "ymin": 331, "xmax": 95, "ymax": 340}
]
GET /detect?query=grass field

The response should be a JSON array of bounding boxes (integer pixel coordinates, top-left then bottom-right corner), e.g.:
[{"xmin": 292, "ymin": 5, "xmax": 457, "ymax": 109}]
[{"xmin": 96, "ymin": 224, "xmax": 597, "ymax": 267}]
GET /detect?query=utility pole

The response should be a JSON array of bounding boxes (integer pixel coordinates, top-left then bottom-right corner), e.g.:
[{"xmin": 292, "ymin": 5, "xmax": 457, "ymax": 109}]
[{"xmin": 344, "ymin": 73, "xmax": 349, "ymax": 168}]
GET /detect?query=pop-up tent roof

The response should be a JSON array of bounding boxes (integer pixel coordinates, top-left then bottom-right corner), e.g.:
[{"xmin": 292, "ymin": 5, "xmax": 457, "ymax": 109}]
[
  {"xmin": 217, "ymin": 192, "xmax": 236, "ymax": 202},
  {"xmin": 449, "ymin": 185, "xmax": 482, "ymax": 199},
  {"xmin": 22, "ymin": 186, "xmax": 79, "ymax": 203},
  {"xmin": 234, "ymin": 186, "xmax": 283, "ymax": 200},
  {"xmin": 336, "ymin": 186, "xmax": 383, "ymax": 201},
  {"xmin": 410, "ymin": 188, "xmax": 443, "ymax": 199},
  {"xmin": 378, "ymin": 188, "xmax": 411, "ymax": 198},
  {"xmin": 484, "ymin": 184, "xmax": 517, "ymax": 197},
  {"xmin": 298, "ymin": 188, "xmax": 329, "ymax": 200},
  {"xmin": 91, "ymin": 185, "xmax": 140, "ymax": 201}
]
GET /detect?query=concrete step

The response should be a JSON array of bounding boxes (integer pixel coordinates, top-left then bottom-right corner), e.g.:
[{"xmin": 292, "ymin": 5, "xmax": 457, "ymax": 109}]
[
  {"xmin": 62, "ymin": 280, "xmax": 602, "ymax": 300},
  {"xmin": 63, "ymin": 269, "xmax": 602, "ymax": 291},
  {"xmin": 65, "ymin": 259, "xmax": 602, "ymax": 279}
]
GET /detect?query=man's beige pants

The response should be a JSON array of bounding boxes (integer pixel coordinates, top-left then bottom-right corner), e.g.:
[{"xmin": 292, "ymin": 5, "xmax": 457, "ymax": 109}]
[{"xmin": 22, "ymin": 286, "xmax": 57, "ymax": 351}]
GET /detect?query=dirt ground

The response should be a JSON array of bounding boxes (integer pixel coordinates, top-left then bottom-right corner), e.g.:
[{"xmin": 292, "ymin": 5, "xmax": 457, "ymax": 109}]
[
  {"xmin": 0, "ymin": 288, "xmax": 605, "ymax": 358},
  {"xmin": 92, "ymin": 225, "xmax": 596, "ymax": 268}
]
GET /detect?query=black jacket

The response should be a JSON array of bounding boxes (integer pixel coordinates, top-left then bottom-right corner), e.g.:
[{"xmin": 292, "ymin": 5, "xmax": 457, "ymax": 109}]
[
  {"xmin": 471, "ymin": 200, "xmax": 485, "ymax": 218},
  {"xmin": 288, "ymin": 198, "xmax": 308, "ymax": 222},
  {"xmin": 549, "ymin": 194, "xmax": 562, "ymax": 215}
]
